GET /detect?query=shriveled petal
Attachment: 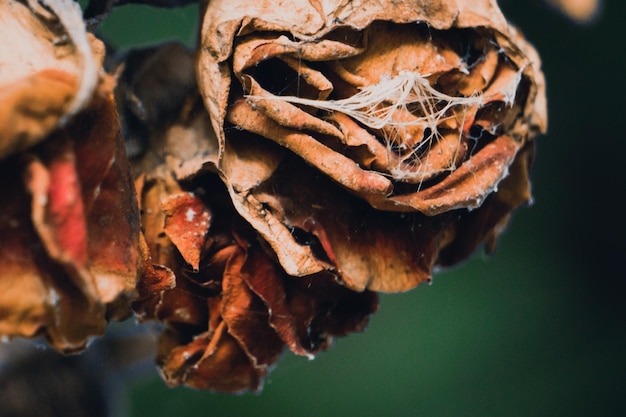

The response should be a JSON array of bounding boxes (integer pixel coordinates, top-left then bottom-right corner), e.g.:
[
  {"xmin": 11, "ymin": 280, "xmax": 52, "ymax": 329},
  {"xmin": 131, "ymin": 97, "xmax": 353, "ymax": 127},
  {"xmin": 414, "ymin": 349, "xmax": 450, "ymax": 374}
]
[
  {"xmin": 0, "ymin": 0, "xmax": 141, "ymax": 347},
  {"xmin": 163, "ymin": 193, "xmax": 212, "ymax": 271},
  {"xmin": 221, "ymin": 242, "xmax": 284, "ymax": 369},
  {"xmin": 158, "ymin": 322, "xmax": 264, "ymax": 392},
  {"xmin": 438, "ymin": 141, "xmax": 535, "ymax": 264}
]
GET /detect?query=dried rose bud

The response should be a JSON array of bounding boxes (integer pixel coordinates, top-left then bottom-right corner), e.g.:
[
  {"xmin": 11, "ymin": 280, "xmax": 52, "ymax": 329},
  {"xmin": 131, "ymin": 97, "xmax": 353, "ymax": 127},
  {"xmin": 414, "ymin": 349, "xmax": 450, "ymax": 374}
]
[
  {"xmin": 0, "ymin": 0, "xmax": 142, "ymax": 351},
  {"xmin": 126, "ymin": 44, "xmax": 377, "ymax": 392},
  {"xmin": 197, "ymin": 0, "xmax": 547, "ymax": 292}
]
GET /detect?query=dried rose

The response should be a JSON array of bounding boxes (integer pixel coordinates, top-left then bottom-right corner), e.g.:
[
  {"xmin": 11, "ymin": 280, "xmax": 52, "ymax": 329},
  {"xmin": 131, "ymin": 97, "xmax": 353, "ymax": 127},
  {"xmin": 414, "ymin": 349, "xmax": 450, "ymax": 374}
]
[
  {"xmin": 0, "ymin": 0, "xmax": 142, "ymax": 351},
  {"xmin": 136, "ymin": 174, "xmax": 377, "ymax": 392},
  {"xmin": 197, "ymin": 0, "xmax": 547, "ymax": 292},
  {"xmin": 126, "ymin": 44, "xmax": 377, "ymax": 392}
]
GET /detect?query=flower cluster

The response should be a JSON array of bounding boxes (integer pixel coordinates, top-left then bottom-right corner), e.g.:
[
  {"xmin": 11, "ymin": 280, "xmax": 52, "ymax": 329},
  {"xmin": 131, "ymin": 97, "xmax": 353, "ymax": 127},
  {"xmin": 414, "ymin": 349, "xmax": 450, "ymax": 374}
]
[{"xmin": 0, "ymin": 0, "xmax": 546, "ymax": 391}]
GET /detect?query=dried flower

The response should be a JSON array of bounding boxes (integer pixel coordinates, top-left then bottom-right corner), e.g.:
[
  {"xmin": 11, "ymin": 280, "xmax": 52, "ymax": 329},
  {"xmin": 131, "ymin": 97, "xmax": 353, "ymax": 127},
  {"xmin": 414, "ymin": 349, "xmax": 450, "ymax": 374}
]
[
  {"xmin": 197, "ymin": 0, "xmax": 547, "ymax": 292},
  {"xmin": 0, "ymin": 0, "xmax": 142, "ymax": 351},
  {"xmin": 126, "ymin": 44, "xmax": 377, "ymax": 392},
  {"xmin": 136, "ymin": 175, "xmax": 377, "ymax": 392},
  {"xmin": 0, "ymin": 0, "xmax": 549, "ymax": 394}
]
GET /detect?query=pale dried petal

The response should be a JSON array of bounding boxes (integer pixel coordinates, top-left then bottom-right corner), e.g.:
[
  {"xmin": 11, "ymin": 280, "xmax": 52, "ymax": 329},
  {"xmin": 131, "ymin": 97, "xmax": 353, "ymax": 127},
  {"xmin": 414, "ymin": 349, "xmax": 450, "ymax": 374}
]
[{"xmin": 0, "ymin": 0, "xmax": 100, "ymax": 158}]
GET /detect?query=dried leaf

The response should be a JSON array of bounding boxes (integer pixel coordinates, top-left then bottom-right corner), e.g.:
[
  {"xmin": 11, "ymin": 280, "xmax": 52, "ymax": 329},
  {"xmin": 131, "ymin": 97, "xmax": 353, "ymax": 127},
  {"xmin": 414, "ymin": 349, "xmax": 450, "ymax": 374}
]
[{"xmin": 197, "ymin": 0, "xmax": 547, "ymax": 292}]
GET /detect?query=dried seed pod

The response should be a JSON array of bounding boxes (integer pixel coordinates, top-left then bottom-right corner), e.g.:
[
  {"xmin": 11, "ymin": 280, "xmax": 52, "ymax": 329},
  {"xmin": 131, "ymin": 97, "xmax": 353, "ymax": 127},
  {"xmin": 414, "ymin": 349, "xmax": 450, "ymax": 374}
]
[
  {"xmin": 0, "ymin": 0, "xmax": 142, "ymax": 351},
  {"xmin": 197, "ymin": 0, "xmax": 547, "ymax": 292}
]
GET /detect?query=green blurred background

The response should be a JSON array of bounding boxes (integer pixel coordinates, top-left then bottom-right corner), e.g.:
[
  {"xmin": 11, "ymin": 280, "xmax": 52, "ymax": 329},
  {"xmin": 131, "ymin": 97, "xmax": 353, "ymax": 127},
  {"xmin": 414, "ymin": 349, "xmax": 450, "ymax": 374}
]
[{"xmin": 96, "ymin": 1, "xmax": 626, "ymax": 416}]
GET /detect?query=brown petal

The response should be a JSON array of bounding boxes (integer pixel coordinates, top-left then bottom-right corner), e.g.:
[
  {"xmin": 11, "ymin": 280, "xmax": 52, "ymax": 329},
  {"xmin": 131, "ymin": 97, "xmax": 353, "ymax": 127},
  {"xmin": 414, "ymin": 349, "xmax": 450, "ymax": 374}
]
[
  {"xmin": 235, "ymin": 238, "xmax": 308, "ymax": 355},
  {"xmin": 0, "ymin": 0, "xmax": 101, "ymax": 158},
  {"xmin": 227, "ymin": 99, "xmax": 392, "ymax": 196},
  {"xmin": 159, "ymin": 322, "xmax": 264, "ymax": 392},
  {"xmin": 220, "ymin": 241, "xmax": 284, "ymax": 369},
  {"xmin": 382, "ymin": 135, "xmax": 521, "ymax": 215},
  {"xmin": 245, "ymin": 157, "xmax": 448, "ymax": 292},
  {"xmin": 0, "ymin": 71, "xmax": 77, "ymax": 158},
  {"xmin": 241, "ymin": 75, "xmax": 343, "ymax": 138},
  {"xmin": 163, "ymin": 193, "xmax": 212, "ymax": 271},
  {"xmin": 438, "ymin": 140, "xmax": 535, "ymax": 264},
  {"xmin": 283, "ymin": 274, "xmax": 378, "ymax": 344}
]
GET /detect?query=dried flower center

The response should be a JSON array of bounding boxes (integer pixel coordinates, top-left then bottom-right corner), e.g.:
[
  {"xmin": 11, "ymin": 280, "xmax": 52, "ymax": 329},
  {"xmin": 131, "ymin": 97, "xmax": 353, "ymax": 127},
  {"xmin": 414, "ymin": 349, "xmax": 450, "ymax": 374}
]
[{"xmin": 246, "ymin": 70, "xmax": 485, "ymax": 185}]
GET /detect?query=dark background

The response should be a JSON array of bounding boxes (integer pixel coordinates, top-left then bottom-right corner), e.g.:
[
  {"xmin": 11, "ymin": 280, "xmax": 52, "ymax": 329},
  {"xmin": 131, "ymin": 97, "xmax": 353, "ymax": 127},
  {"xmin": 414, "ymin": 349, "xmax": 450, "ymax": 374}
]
[{"xmin": 96, "ymin": 1, "xmax": 626, "ymax": 416}]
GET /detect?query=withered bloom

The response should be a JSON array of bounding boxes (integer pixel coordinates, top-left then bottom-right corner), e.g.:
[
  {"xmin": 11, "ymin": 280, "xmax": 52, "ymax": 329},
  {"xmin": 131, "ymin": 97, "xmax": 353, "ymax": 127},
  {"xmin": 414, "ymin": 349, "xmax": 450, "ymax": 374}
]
[
  {"xmin": 0, "ymin": 0, "xmax": 142, "ymax": 351},
  {"xmin": 136, "ymin": 175, "xmax": 377, "ymax": 392},
  {"xmin": 197, "ymin": 0, "xmax": 547, "ymax": 292},
  {"xmin": 128, "ymin": 44, "xmax": 376, "ymax": 392}
]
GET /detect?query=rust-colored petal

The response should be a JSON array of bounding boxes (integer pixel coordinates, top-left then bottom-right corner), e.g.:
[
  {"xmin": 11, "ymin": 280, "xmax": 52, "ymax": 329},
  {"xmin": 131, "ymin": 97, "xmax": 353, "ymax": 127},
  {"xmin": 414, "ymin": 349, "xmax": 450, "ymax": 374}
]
[
  {"xmin": 159, "ymin": 322, "xmax": 264, "ymax": 392},
  {"xmin": 438, "ymin": 140, "xmax": 536, "ymax": 264},
  {"xmin": 380, "ymin": 135, "xmax": 522, "ymax": 215},
  {"xmin": 235, "ymin": 238, "xmax": 309, "ymax": 355},
  {"xmin": 25, "ymin": 144, "xmax": 89, "ymax": 271},
  {"xmin": 237, "ymin": 154, "xmax": 448, "ymax": 293},
  {"xmin": 220, "ymin": 242, "xmax": 284, "ymax": 370},
  {"xmin": 163, "ymin": 193, "xmax": 212, "ymax": 271}
]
